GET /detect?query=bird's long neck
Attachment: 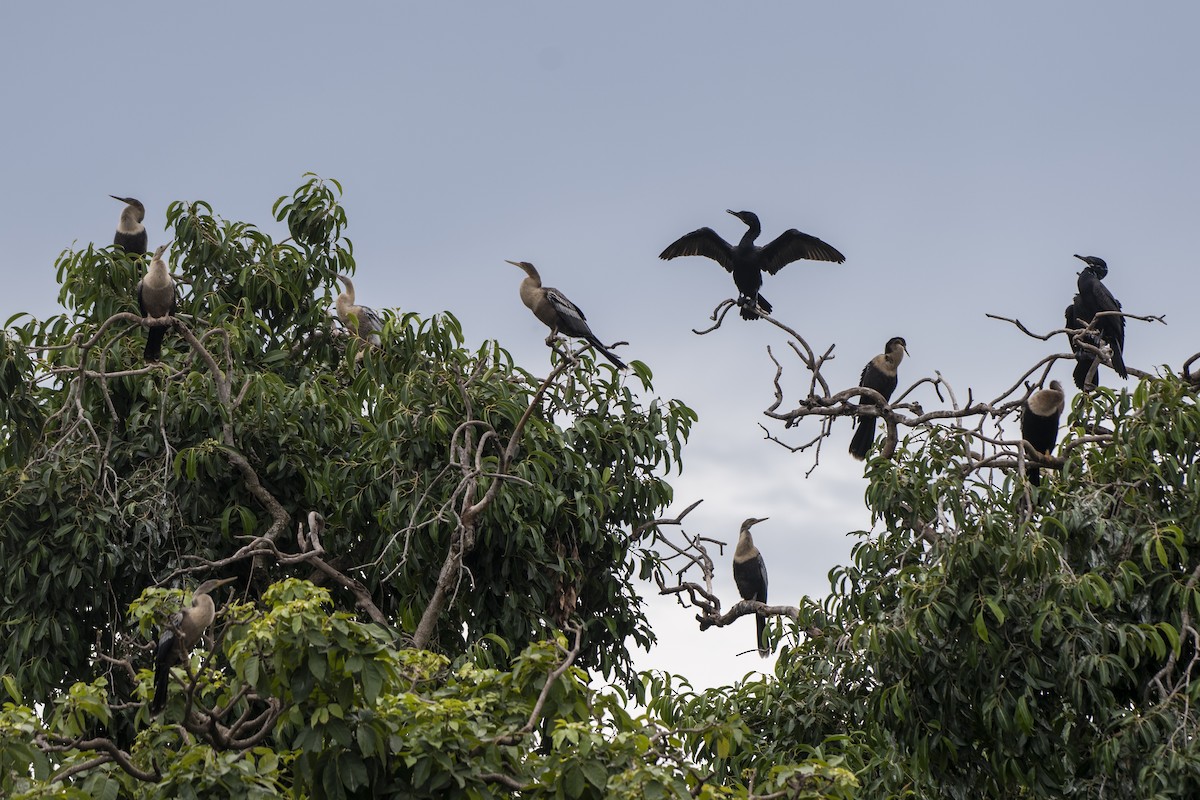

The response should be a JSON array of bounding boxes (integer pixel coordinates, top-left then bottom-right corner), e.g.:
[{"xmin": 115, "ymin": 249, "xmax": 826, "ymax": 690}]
[
  {"xmin": 182, "ymin": 594, "xmax": 216, "ymax": 647},
  {"xmin": 145, "ymin": 255, "xmax": 171, "ymax": 289},
  {"xmin": 118, "ymin": 207, "xmax": 145, "ymax": 233},
  {"xmin": 737, "ymin": 219, "xmax": 761, "ymax": 247},
  {"xmin": 734, "ymin": 529, "xmax": 759, "ymax": 560}
]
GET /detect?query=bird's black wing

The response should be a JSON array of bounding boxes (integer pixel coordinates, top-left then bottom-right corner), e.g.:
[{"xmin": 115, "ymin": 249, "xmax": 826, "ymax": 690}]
[
  {"xmin": 658, "ymin": 228, "xmax": 735, "ymax": 272},
  {"xmin": 760, "ymin": 229, "xmax": 846, "ymax": 274},
  {"xmin": 858, "ymin": 359, "xmax": 899, "ymax": 404},
  {"xmin": 544, "ymin": 287, "xmax": 593, "ymax": 336},
  {"xmin": 1081, "ymin": 276, "xmax": 1126, "ymax": 355},
  {"xmin": 755, "ymin": 552, "xmax": 768, "ymax": 602}
]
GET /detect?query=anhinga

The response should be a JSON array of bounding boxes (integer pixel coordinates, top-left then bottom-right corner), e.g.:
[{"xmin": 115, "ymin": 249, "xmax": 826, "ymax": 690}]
[
  {"xmin": 150, "ymin": 577, "xmax": 236, "ymax": 713},
  {"xmin": 335, "ymin": 274, "xmax": 384, "ymax": 344},
  {"xmin": 506, "ymin": 260, "xmax": 626, "ymax": 369},
  {"xmin": 111, "ymin": 195, "xmax": 148, "ymax": 256},
  {"xmin": 658, "ymin": 210, "xmax": 845, "ymax": 320},
  {"xmin": 137, "ymin": 244, "xmax": 176, "ymax": 362},
  {"xmin": 849, "ymin": 337, "xmax": 908, "ymax": 461},
  {"xmin": 1020, "ymin": 380, "xmax": 1065, "ymax": 485},
  {"xmin": 732, "ymin": 517, "xmax": 770, "ymax": 657},
  {"xmin": 1072, "ymin": 254, "xmax": 1127, "ymax": 380}
]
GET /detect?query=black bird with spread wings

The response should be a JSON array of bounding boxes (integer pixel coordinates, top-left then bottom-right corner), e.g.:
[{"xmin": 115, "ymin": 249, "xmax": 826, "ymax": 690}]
[{"xmin": 659, "ymin": 210, "xmax": 845, "ymax": 320}]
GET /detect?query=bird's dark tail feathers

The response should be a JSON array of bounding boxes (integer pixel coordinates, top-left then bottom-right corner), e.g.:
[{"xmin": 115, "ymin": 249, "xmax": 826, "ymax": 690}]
[
  {"xmin": 848, "ymin": 416, "xmax": 877, "ymax": 461},
  {"xmin": 1025, "ymin": 465, "xmax": 1042, "ymax": 486},
  {"xmin": 144, "ymin": 325, "xmax": 167, "ymax": 362},
  {"xmin": 755, "ymin": 613, "xmax": 768, "ymax": 658},
  {"xmin": 586, "ymin": 335, "xmax": 626, "ymax": 370},
  {"xmin": 1110, "ymin": 345, "xmax": 1128, "ymax": 380},
  {"xmin": 739, "ymin": 294, "xmax": 772, "ymax": 320},
  {"xmin": 150, "ymin": 668, "xmax": 169, "ymax": 713},
  {"xmin": 1073, "ymin": 356, "xmax": 1094, "ymax": 391}
]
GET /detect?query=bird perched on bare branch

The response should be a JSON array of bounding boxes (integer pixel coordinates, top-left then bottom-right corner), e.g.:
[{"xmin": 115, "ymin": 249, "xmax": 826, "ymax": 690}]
[
  {"xmin": 150, "ymin": 577, "xmax": 236, "ymax": 713},
  {"xmin": 1020, "ymin": 380, "xmax": 1065, "ymax": 485},
  {"xmin": 849, "ymin": 337, "xmax": 908, "ymax": 460},
  {"xmin": 1072, "ymin": 254, "xmax": 1127, "ymax": 380},
  {"xmin": 505, "ymin": 260, "xmax": 626, "ymax": 369},
  {"xmin": 732, "ymin": 517, "xmax": 770, "ymax": 657},
  {"xmin": 335, "ymin": 274, "xmax": 384, "ymax": 345},
  {"xmin": 659, "ymin": 210, "xmax": 845, "ymax": 320},
  {"xmin": 111, "ymin": 195, "xmax": 147, "ymax": 256},
  {"xmin": 137, "ymin": 244, "xmax": 176, "ymax": 362}
]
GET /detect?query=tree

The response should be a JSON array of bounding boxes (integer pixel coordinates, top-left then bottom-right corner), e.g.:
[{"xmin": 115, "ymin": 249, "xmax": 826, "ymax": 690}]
[{"xmin": 0, "ymin": 177, "xmax": 853, "ymax": 798}]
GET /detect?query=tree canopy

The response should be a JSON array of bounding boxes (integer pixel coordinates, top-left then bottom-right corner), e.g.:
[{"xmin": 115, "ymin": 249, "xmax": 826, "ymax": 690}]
[{"xmin": 2, "ymin": 176, "xmax": 1199, "ymax": 798}]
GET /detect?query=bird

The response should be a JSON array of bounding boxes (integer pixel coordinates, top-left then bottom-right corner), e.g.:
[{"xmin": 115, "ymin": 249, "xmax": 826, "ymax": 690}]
[
  {"xmin": 1020, "ymin": 380, "xmax": 1065, "ymax": 485},
  {"xmin": 335, "ymin": 274, "xmax": 384, "ymax": 344},
  {"xmin": 732, "ymin": 517, "xmax": 770, "ymax": 657},
  {"xmin": 137, "ymin": 244, "xmax": 176, "ymax": 362},
  {"xmin": 111, "ymin": 195, "xmax": 148, "ymax": 256},
  {"xmin": 1064, "ymin": 298, "xmax": 1105, "ymax": 390},
  {"xmin": 505, "ymin": 260, "xmax": 626, "ymax": 369},
  {"xmin": 849, "ymin": 337, "xmax": 908, "ymax": 461},
  {"xmin": 1072, "ymin": 255, "xmax": 1127, "ymax": 380},
  {"xmin": 658, "ymin": 209, "xmax": 845, "ymax": 320},
  {"xmin": 150, "ymin": 577, "xmax": 236, "ymax": 713}
]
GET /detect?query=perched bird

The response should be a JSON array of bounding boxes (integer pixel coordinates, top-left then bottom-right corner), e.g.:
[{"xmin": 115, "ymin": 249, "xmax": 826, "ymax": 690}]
[
  {"xmin": 1020, "ymin": 380, "xmax": 1065, "ymax": 485},
  {"xmin": 506, "ymin": 260, "xmax": 626, "ymax": 369},
  {"xmin": 137, "ymin": 244, "xmax": 176, "ymax": 362},
  {"xmin": 111, "ymin": 195, "xmax": 148, "ymax": 256},
  {"xmin": 849, "ymin": 337, "xmax": 908, "ymax": 460},
  {"xmin": 659, "ymin": 209, "xmax": 845, "ymax": 320},
  {"xmin": 732, "ymin": 517, "xmax": 770, "ymax": 657},
  {"xmin": 150, "ymin": 577, "xmax": 236, "ymax": 713},
  {"xmin": 1072, "ymin": 255, "xmax": 1127, "ymax": 380},
  {"xmin": 1064, "ymin": 298, "xmax": 1105, "ymax": 390},
  {"xmin": 335, "ymin": 274, "xmax": 384, "ymax": 344}
]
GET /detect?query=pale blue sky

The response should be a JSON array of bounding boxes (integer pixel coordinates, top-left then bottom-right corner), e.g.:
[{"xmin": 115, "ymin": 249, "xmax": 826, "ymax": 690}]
[{"xmin": 3, "ymin": 3, "xmax": 1197, "ymax": 687}]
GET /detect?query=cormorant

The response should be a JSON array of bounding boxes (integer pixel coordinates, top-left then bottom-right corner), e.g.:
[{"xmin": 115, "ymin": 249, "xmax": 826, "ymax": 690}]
[
  {"xmin": 732, "ymin": 517, "xmax": 770, "ymax": 657},
  {"xmin": 335, "ymin": 274, "xmax": 384, "ymax": 344},
  {"xmin": 1065, "ymin": 297, "xmax": 1105, "ymax": 390},
  {"xmin": 506, "ymin": 260, "xmax": 626, "ymax": 369},
  {"xmin": 150, "ymin": 577, "xmax": 236, "ymax": 713},
  {"xmin": 849, "ymin": 337, "xmax": 908, "ymax": 460},
  {"xmin": 137, "ymin": 244, "xmax": 176, "ymax": 362},
  {"xmin": 111, "ymin": 195, "xmax": 147, "ymax": 256},
  {"xmin": 1073, "ymin": 254, "xmax": 1127, "ymax": 380},
  {"xmin": 1020, "ymin": 380, "xmax": 1065, "ymax": 486},
  {"xmin": 658, "ymin": 210, "xmax": 845, "ymax": 320}
]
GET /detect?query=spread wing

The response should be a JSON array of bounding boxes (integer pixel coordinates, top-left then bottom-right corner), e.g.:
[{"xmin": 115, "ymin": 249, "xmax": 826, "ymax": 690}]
[
  {"xmin": 658, "ymin": 228, "xmax": 735, "ymax": 272},
  {"xmin": 760, "ymin": 229, "xmax": 846, "ymax": 274}
]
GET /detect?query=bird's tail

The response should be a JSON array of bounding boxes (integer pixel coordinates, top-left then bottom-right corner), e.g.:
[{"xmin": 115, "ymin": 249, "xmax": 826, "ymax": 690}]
[
  {"xmin": 144, "ymin": 325, "xmax": 167, "ymax": 362},
  {"xmin": 1110, "ymin": 345, "xmax": 1128, "ymax": 380},
  {"xmin": 740, "ymin": 294, "xmax": 772, "ymax": 320},
  {"xmin": 1025, "ymin": 465, "xmax": 1042, "ymax": 486},
  {"xmin": 1073, "ymin": 356, "xmax": 1094, "ymax": 391},
  {"xmin": 755, "ymin": 613, "xmax": 768, "ymax": 658},
  {"xmin": 848, "ymin": 415, "xmax": 877, "ymax": 461},
  {"xmin": 150, "ymin": 668, "xmax": 169, "ymax": 713},
  {"xmin": 587, "ymin": 336, "xmax": 626, "ymax": 370}
]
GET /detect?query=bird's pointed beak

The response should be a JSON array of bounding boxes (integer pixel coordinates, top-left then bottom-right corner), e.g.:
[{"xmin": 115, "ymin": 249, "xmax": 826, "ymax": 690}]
[
  {"xmin": 1072, "ymin": 254, "xmax": 1087, "ymax": 264},
  {"xmin": 752, "ymin": 517, "xmax": 769, "ymax": 526},
  {"xmin": 213, "ymin": 577, "xmax": 237, "ymax": 589},
  {"xmin": 725, "ymin": 209, "xmax": 737, "ymax": 216},
  {"xmin": 504, "ymin": 260, "xmax": 522, "ymax": 268},
  {"xmin": 110, "ymin": 195, "xmax": 130, "ymax": 203}
]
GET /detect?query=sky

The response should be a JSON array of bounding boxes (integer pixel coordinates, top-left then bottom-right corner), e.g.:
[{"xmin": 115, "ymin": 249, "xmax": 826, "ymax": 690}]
[{"xmin": 2, "ymin": 3, "xmax": 1198, "ymax": 690}]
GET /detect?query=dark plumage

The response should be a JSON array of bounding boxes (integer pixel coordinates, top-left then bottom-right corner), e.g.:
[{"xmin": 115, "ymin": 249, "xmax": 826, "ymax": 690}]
[
  {"xmin": 136, "ymin": 245, "xmax": 176, "ymax": 362},
  {"xmin": 659, "ymin": 210, "xmax": 845, "ymax": 320},
  {"xmin": 151, "ymin": 577, "xmax": 235, "ymax": 713},
  {"xmin": 507, "ymin": 260, "xmax": 626, "ymax": 369},
  {"xmin": 732, "ymin": 517, "xmax": 770, "ymax": 657},
  {"xmin": 1065, "ymin": 298, "xmax": 1104, "ymax": 390},
  {"xmin": 849, "ymin": 337, "xmax": 908, "ymax": 460},
  {"xmin": 112, "ymin": 195, "xmax": 147, "ymax": 256},
  {"xmin": 1072, "ymin": 254, "xmax": 1127, "ymax": 380},
  {"xmin": 1020, "ymin": 380, "xmax": 1065, "ymax": 485}
]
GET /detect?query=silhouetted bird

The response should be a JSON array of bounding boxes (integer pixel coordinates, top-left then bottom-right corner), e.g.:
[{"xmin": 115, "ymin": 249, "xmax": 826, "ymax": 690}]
[
  {"xmin": 151, "ymin": 577, "xmax": 235, "ymax": 713},
  {"xmin": 335, "ymin": 274, "xmax": 384, "ymax": 345},
  {"xmin": 137, "ymin": 245, "xmax": 176, "ymax": 362},
  {"xmin": 1020, "ymin": 380, "xmax": 1065, "ymax": 485},
  {"xmin": 659, "ymin": 210, "xmax": 845, "ymax": 320},
  {"xmin": 849, "ymin": 337, "xmax": 908, "ymax": 460},
  {"xmin": 732, "ymin": 517, "xmax": 770, "ymax": 657},
  {"xmin": 1065, "ymin": 297, "xmax": 1105, "ymax": 390},
  {"xmin": 506, "ymin": 260, "xmax": 626, "ymax": 369},
  {"xmin": 1073, "ymin": 255, "xmax": 1127, "ymax": 380},
  {"xmin": 111, "ymin": 195, "xmax": 147, "ymax": 256}
]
